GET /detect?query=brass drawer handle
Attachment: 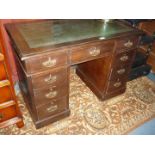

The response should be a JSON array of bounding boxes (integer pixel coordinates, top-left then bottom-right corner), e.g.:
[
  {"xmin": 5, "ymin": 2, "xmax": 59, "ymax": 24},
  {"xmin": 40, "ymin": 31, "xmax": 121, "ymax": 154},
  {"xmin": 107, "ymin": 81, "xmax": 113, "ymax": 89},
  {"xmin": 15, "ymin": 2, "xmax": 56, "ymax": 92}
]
[
  {"xmin": 44, "ymin": 75, "xmax": 57, "ymax": 84},
  {"xmin": 45, "ymin": 91, "xmax": 57, "ymax": 99},
  {"xmin": 114, "ymin": 82, "xmax": 122, "ymax": 87},
  {"xmin": 120, "ymin": 55, "xmax": 129, "ymax": 62},
  {"xmin": 0, "ymin": 53, "xmax": 4, "ymax": 61},
  {"xmin": 0, "ymin": 113, "xmax": 4, "ymax": 120},
  {"xmin": 46, "ymin": 105, "xmax": 58, "ymax": 113},
  {"xmin": 89, "ymin": 47, "xmax": 101, "ymax": 57},
  {"xmin": 0, "ymin": 80, "xmax": 10, "ymax": 88},
  {"xmin": 42, "ymin": 58, "xmax": 57, "ymax": 68},
  {"xmin": 124, "ymin": 40, "xmax": 133, "ymax": 48},
  {"xmin": 117, "ymin": 68, "xmax": 126, "ymax": 75}
]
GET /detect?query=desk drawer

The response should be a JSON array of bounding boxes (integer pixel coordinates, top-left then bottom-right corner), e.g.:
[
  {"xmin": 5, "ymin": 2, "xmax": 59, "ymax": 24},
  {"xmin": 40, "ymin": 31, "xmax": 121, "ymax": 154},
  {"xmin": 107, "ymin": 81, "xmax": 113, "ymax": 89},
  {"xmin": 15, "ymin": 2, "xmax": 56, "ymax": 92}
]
[
  {"xmin": 109, "ymin": 64, "xmax": 131, "ymax": 81},
  {"xmin": 33, "ymin": 82, "xmax": 68, "ymax": 106},
  {"xmin": 70, "ymin": 41, "xmax": 114, "ymax": 64},
  {"xmin": 25, "ymin": 51, "xmax": 68, "ymax": 74},
  {"xmin": 0, "ymin": 62, "xmax": 7, "ymax": 81},
  {"xmin": 113, "ymin": 50, "xmax": 135, "ymax": 66},
  {"xmin": 37, "ymin": 96, "xmax": 68, "ymax": 120},
  {"xmin": 0, "ymin": 105, "xmax": 17, "ymax": 123},
  {"xmin": 31, "ymin": 67, "xmax": 68, "ymax": 90},
  {"xmin": 106, "ymin": 79, "xmax": 126, "ymax": 94},
  {"xmin": 116, "ymin": 36, "xmax": 138, "ymax": 52}
]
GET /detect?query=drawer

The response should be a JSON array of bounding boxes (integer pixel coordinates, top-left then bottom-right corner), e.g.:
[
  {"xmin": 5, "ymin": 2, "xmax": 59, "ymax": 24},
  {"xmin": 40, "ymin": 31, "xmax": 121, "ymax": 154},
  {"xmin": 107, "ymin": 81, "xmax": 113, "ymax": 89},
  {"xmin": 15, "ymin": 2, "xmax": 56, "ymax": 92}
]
[
  {"xmin": 31, "ymin": 67, "xmax": 68, "ymax": 90},
  {"xmin": 25, "ymin": 51, "xmax": 68, "ymax": 74},
  {"xmin": 113, "ymin": 50, "xmax": 135, "ymax": 66},
  {"xmin": 33, "ymin": 82, "xmax": 68, "ymax": 106},
  {"xmin": 37, "ymin": 96, "xmax": 68, "ymax": 120},
  {"xmin": 109, "ymin": 64, "xmax": 131, "ymax": 81},
  {"xmin": 70, "ymin": 41, "xmax": 114, "ymax": 64},
  {"xmin": 0, "ymin": 86, "xmax": 12, "ymax": 104},
  {"xmin": 0, "ymin": 105, "xmax": 17, "ymax": 123},
  {"xmin": 0, "ymin": 62, "xmax": 7, "ymax": 81},
  {"xmin": 116, "ymin": 36, "xmax": 139, "ymax": 52},
  {"xmin": 106, "ymin": 79, "xmax": 126, "ymax": 94}
]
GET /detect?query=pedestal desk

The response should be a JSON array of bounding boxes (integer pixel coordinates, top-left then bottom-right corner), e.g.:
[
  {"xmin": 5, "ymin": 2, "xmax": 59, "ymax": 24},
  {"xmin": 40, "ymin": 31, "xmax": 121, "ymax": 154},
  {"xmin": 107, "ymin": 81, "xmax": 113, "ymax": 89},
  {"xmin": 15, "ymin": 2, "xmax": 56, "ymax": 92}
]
[{"xmin": 6, "ymin": 20, "xmax": 142, "ymax": 128}]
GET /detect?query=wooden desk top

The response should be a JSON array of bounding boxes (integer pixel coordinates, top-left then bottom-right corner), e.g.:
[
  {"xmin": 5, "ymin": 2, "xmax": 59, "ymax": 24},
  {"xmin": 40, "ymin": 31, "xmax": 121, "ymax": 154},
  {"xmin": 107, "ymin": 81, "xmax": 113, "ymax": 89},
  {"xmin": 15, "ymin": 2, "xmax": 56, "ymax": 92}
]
[{"xmin": 5, "ymin": 20, "xmax": 142, "ymax": 60}]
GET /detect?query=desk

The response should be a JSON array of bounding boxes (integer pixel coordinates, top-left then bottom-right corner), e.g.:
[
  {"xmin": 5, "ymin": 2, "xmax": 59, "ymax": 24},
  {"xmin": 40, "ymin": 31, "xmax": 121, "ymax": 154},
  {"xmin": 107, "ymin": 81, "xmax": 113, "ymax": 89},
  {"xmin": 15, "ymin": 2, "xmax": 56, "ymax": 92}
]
[{"xmin": 6, "ymin": 20, "xmax": 142, "ymax": 128}]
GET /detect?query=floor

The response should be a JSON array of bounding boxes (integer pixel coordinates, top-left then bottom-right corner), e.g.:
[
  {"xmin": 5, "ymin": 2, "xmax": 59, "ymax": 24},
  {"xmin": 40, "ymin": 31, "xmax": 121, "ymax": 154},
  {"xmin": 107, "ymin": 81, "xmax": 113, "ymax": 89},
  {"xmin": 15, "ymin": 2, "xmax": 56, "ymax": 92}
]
[
  {"xmin": 13, "ymin": 72, "xmax": 155, "ymax": 135},
  {"xmin": 129, "ymin": 72, "xmax": 155, "ymax": 135}
]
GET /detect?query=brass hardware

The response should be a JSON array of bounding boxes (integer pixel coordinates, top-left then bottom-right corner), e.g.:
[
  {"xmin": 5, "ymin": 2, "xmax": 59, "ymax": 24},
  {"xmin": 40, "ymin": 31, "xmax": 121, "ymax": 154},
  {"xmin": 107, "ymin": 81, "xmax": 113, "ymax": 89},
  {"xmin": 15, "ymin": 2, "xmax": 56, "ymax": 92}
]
[
  {"xmin": 120, "ymin": 55, "xmax": 129, "ymax": 62},
  {"xmin": 0, "ymin": 53, "xmax": 4, "ymax": 61},
  {"xmin": 46, "ymin": 105, "xmax": 58, "ymax": 113},
  {"xmin": 44, "ymin": 75, "xmax": 57, "ymax": 84},
  {"xmin": 42, "ymin": 57, "xmax": 57, "ymax": 68},
  {"xmin": 45, "ymin": 91, "xmax": 57, "ymax": 99},
  {"xmin": 0, "ymin": 113, "xmax": 4, "ymax": 120},
  {"xmin": 114, "ymin": 82, "xmax": 122, "ymax": 87},
  {"xmin": 117, "ymin": 68, "xmax": 126, "ymax": 75},
  {"xmin": 124, "ymin": 40, "xmax": 133, "ymax": 48},
  {"xmin": 89, "ymin": 47, "xmax": 101, "ymax": 56}
]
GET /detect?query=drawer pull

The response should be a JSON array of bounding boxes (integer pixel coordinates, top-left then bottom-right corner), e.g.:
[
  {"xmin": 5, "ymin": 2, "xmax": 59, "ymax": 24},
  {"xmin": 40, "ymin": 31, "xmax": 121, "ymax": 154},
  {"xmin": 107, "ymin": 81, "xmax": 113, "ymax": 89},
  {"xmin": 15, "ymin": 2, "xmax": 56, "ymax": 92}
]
[
  {"xmin": 45, "ymin": 91, "xmax": 57, "ymax": 99},
  {"xmin": 0, "ymin": 53, "xmax": 4, "ymax": 61},
  {"xmin": 47, "ymin": 105, "xmax": 58, "ymax": 113},
  {"xmin": 120, "ymin": 55, "xmax": 129, "ymax": 62},
  {"xmin": 89, "ymin": 47, "xmax": 100, "ymax": 57},
  {"xmin": 0, "ymin": 113, "xmax": 4, "ymax": 120},
  {"xmin": 117, "ymin": 68, "xmax": 126, "ymax": 75},
  {"xmin": 42, "ymin": 58, "xmax": 57, "ymax": 68},
  {"xmin": 44, "ymin": 75, "xmax": 57, "ymax": 84},
  {"xmin": 124, "ymin": 40, "xmax": 133, "ymax": 48},
  {"xmin": 114, "ymin": 82, "xmax": 122, "ymax": 87}
]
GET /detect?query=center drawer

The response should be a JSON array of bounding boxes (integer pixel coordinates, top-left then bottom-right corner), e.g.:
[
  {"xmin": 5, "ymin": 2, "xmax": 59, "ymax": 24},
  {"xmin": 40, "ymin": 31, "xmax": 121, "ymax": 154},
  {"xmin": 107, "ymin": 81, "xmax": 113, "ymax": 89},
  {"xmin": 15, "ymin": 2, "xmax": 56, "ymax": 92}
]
[
  {"xmin": 70, "ymin": 41, "xmax": 114, "ymax": 64},
  {"xmin": 31, "ymin": 67, "xmax": 68, "ymax": 90}
]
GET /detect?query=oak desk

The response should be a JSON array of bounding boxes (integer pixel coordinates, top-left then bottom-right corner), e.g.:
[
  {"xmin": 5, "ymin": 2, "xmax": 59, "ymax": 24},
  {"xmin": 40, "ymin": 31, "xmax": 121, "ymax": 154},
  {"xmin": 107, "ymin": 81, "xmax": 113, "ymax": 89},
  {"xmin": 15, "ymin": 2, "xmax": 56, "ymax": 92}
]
[{"xmin": 6, "ymin": 20, "xmax": 142, "ymax": 128}]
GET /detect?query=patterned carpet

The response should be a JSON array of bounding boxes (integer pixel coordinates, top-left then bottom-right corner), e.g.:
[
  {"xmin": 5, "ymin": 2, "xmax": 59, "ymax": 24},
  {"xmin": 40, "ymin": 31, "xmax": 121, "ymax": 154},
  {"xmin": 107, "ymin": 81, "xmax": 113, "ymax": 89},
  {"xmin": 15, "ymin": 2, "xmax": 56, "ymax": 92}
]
[{"xmin": 1, "ymin": 69, "xmax": 155, "ymax": 135}]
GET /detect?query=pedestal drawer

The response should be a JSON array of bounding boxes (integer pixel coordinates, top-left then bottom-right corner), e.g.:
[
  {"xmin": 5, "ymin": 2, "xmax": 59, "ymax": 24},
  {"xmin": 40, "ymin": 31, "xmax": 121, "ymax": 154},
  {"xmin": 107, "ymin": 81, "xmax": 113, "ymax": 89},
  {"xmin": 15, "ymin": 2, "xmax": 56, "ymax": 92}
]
[
  {"xmin": 25, "ymin": 51, "xmax": 68, "ymax": 74},
  {"xmin": 109, "ymin": 64, "xmax": 131, "ymax": 81},
  {"xmin": 31, "ymin": 67, "xmax": 68, "ymax": 90},
  {"xmin": 106, "ymin": 79, "xmax": 126, "ymax": 94},
  {"xmin": 37, "ymin": 96, "xmax": 68, "ymax": 120},
  {"xmin": 33, "ymin": 82, "xmax": 68, "ymax": 106},
  {"xmin": 113, "ymin": 50, "xmax": 136, "ymax": 67},
  {"xmin": 116, "ymin": 36, "xmax": 138, "ymax": 52}
]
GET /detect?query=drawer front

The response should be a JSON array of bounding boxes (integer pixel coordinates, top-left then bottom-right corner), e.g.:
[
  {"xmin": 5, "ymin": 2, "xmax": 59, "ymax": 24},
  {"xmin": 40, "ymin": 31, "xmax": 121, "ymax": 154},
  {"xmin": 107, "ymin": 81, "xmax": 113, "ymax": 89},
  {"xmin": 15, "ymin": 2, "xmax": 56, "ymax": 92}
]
[
  {"xmin": 113, "ymin": 50, "xmax": 135, "ymax": 66},
  {"xmin": 116, "ymin": 36, "xmax": 139, "ymax": 52},
  {"xmin": 33, "ymin": 83, "xmax": 68, "ymax": 106},
  {"xmin": 106, "ymin": 79, "xmax": 126, "ymax": 94},
  {"xmin": 70, "ymin": 41, "xmax": 114, "ymax": 64},
  {"xmin": 109, "ymin": 64, "xmax": 131, "ymax": 81},
  {"xmin": 31, "ymin": 67, "xmax": 68, "ymax": 90},
  {"xmin": 0, "ymin": 86, "xmax": 12, "ymax": 104},
  {"xmin": 0, "ymin": 105, "xmax": 17, "ymax": 123},
  {"xmin": 0, "ymin": 62, "xmax": 7, "ymax": 81},
  {"xmin": 25, "ymin": 51, "xmax": 68, "ymax": 74},
  {"xmin": 37, "ymin": 96, "xmax": 68, "ymax": 120}
]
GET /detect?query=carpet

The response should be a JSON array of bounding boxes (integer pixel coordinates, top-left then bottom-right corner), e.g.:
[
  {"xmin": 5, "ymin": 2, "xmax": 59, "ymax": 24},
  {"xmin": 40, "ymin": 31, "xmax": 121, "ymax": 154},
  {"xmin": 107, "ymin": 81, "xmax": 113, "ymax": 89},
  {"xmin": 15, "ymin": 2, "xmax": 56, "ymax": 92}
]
[{"xmin": 1, "ymin": 69, "xmax": 155, "ymax": 135}]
